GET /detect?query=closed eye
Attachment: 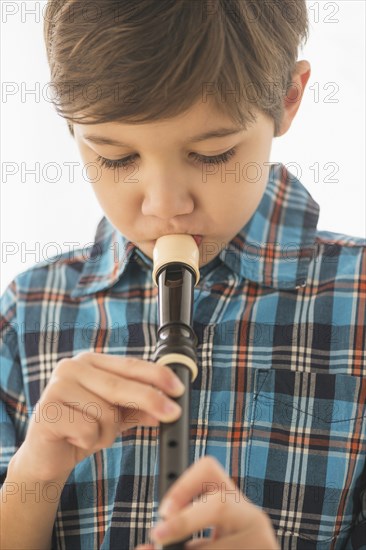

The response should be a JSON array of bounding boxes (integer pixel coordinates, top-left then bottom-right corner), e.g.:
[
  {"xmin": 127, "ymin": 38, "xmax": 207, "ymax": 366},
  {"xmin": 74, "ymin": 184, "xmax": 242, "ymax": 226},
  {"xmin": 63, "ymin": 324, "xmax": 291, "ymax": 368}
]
[{"xmin": 95, "ymin": 147, "xmax": 237, "ymax": 170}]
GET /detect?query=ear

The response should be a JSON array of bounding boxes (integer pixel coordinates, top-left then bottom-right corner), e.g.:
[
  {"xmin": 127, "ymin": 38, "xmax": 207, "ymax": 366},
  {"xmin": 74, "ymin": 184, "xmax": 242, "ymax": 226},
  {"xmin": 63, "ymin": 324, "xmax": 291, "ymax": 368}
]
[
  {"xmin": 276, "ymin": 60, "xmax": 311, "ymax": 137},
  {"xmin": 67, "ymin": 121, "xmax": 75, "ymax": 138}
]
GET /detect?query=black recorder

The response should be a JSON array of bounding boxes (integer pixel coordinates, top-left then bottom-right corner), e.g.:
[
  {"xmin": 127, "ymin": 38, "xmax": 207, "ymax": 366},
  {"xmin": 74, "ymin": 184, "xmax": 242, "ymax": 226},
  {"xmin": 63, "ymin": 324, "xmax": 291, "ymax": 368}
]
[{"xmin": 152, "ymin": 235, "xmax": 200, "ymax": 550}]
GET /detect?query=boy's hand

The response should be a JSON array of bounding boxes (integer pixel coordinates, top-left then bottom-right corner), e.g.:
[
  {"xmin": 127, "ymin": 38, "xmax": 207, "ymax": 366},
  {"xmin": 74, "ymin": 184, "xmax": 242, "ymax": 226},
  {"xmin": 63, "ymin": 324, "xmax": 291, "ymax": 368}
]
[
  {"xmin": 12, "ymin": 352, "xmax": 184, "ymax": 481},
  {"xmin": 135, "ymin": 456, "xmax": 280, "ymax": 550}
]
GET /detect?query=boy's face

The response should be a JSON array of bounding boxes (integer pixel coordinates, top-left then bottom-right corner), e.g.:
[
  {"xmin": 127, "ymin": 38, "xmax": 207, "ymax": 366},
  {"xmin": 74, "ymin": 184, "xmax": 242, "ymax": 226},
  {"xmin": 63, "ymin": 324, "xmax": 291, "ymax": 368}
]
[{"xmin": 73, "ymin": 100, "xmax": 274, "ymax": 267}]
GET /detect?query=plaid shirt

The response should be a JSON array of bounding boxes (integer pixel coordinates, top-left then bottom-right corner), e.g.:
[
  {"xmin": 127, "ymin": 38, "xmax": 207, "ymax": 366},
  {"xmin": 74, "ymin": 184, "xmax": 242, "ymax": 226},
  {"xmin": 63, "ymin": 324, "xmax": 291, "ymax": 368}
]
[{"xmin": 1, "ymin": 162, "xmax": 365, "ymax": 549}]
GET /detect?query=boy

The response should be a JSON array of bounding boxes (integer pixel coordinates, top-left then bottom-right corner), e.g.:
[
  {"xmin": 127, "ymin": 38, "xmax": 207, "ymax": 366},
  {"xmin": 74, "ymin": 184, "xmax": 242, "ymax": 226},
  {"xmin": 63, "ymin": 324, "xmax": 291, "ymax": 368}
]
[{"xmin": 1, "ymin": 1, "xmax": 365, "ymax": 549}]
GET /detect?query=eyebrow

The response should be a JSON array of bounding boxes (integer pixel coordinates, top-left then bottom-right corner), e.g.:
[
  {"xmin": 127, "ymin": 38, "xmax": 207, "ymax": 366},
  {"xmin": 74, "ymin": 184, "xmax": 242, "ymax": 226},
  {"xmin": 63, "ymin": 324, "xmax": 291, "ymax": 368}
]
[{"xmin": 83, "ymin": 127, "xmax": 243, "ymax": 147}]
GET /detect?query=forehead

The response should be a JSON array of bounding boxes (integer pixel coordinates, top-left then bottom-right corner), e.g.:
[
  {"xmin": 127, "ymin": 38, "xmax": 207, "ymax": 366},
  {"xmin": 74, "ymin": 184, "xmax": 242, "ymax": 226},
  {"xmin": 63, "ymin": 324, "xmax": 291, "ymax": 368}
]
[
  {"xmin": 76, "ymin": 100, "xmax": 228, "ymax": 131},
  {"xmin": 74, "ymin": 100, "xmax": 259, "ymax": 145}
]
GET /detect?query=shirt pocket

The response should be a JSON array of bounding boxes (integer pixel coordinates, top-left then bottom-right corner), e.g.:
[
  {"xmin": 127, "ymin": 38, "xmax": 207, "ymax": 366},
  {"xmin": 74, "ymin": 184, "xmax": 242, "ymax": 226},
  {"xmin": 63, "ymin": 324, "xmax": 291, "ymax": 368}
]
[{"xmin": 245, "ymin": 368, "xmax": 366, "ymax": 547}]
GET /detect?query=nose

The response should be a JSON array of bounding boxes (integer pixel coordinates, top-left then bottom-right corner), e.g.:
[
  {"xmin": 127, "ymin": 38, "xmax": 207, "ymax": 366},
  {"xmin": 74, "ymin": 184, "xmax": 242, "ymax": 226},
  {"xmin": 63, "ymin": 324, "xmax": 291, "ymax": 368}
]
[{"xmin": 141, "ymin": 179, "xmax": 195, "ymax": 220}]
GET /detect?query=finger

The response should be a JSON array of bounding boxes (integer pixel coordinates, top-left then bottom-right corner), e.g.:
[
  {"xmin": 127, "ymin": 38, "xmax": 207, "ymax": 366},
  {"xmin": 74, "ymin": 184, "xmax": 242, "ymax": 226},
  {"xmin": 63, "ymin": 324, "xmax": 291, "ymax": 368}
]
[
  {"xmin": 152, "ymin": 457, "xmax": 264, "ymax": 546},
  {"xmin": 186, "ymin": 529, "xmax": 280, "ymax": 550},
  {"xmin": 185, "ymin": 526, "xmax": 220, "ymax": 544},
  {"xmin": 49, "ymin": 378, "xmax": 160, "ymax": 441},
  {"xmin": 41, "ymin": 403, "xmax": 100, "ymax": 450},
  {"xmin": 154, "ymin": 515, "xmax": 278, "ymax": 550},
  {"xmin": 158, "ymin": 456, "xmax": 237, "ymax": 518},
  {"xmin": 155, "ymin": 507, "xmax": 278, "ymax": 550},
  {"xmin": 134, "ymin": 545, "xmax": 155, "ymax": 550},
  {"xmin": 110, "ymin": 399, "xmax": 158, "ymax": 430},
  {"xmin": 152, "ymin": 497, "xmax": 248, "ymax": 547},
  {"xmin": 135, "ymin": 412, "xmax": 160, "ymax": 428},
  {"xmin": 46, "ymin": 378, "xmax": 129, "ymax": 451},
  {"xmin": 74, "ymin": 352, "xmax": 186, "ymax": 398},
  {"xmin": 185, "ymin": 526, "xmax": 221, "ymax": 544},
  {"xmin": 185, "ymin": 536, "xmax": 216, "ymax": 549},
  {"xmin": 56, "ymin": 356, "xmax": 182, "ymax": 423}
]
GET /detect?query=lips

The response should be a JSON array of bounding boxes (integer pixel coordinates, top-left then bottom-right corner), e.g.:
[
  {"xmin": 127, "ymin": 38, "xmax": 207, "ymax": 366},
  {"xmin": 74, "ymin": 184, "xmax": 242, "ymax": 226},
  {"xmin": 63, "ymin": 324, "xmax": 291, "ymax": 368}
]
[
  {"xmin": 193, "ymin": 235, "xmax": 203, "ymax": 246},
  {"xmin": 152, "ymin": 234, "xmax": 203, "ymax": 246}
]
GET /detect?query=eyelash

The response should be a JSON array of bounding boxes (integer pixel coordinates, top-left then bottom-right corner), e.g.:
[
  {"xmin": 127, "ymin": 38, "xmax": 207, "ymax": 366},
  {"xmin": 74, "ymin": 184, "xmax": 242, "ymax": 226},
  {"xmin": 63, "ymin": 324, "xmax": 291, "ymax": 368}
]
[{"xmin": 95, "ymin": 147, "xmax": 237, "ymax": 170}]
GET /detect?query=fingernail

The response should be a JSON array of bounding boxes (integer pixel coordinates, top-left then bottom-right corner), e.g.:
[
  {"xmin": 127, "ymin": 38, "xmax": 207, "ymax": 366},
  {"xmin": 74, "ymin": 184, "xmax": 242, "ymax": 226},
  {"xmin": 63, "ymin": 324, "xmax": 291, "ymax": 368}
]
[
  {"xmin": 151, "ymin": 521, "xmax": 169, "ymax": 542},
  {"xmin": 164, "ymin": 400, "xmax": 181, "ymax": 417},
  {"xmin": 171, "ymin": 377, "xmax": 185, "ymax": 395},
  {"xmin": 159, "ymin": 497, "xmax": 174, "ymax": 517}
]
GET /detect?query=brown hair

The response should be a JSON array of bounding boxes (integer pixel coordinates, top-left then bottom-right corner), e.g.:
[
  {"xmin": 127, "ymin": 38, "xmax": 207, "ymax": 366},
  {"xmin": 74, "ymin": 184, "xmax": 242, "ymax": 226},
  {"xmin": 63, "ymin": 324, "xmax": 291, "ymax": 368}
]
[{"xmin": 43, "ymin": 0, "xmax": 309, "ymax": 138}]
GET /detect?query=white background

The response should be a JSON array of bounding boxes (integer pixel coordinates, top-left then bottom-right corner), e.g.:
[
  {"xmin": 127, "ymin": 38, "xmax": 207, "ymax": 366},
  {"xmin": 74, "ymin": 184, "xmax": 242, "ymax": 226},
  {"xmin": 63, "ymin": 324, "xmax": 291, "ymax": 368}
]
[{"xmin": 1, "ymin": 0, "xmax": 365, "ymax": 294}]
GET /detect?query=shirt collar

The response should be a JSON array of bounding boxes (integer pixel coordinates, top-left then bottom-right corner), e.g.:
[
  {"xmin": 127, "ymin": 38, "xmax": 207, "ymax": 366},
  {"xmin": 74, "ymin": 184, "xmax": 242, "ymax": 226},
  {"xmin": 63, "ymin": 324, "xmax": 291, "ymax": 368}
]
[
  {"xmin": 221, "ymin": 162, "xmax": 320, "ymax": 289},
  {"xmin": 70, "ymin": 162, "xmax": 319, "ymax": 299}
]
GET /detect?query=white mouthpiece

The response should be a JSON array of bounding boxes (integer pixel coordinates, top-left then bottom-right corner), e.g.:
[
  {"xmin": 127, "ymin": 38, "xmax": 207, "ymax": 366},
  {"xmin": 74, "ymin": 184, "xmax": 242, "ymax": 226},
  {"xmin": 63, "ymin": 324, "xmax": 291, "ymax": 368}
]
[{"xmin": 152, "ymin": 234, "xmax": 200, "ymax": 287}]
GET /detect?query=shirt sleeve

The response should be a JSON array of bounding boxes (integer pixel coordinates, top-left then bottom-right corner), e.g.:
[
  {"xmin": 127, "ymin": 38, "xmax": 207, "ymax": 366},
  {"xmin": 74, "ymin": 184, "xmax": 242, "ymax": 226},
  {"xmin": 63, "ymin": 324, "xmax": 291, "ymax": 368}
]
[
  {"xmin": 343, "ymin": 484, "xmax": 366, "ymax": 549},
  {"xmin": 0, "ymin": 279, "xmax": 28, "ymax": 487}
]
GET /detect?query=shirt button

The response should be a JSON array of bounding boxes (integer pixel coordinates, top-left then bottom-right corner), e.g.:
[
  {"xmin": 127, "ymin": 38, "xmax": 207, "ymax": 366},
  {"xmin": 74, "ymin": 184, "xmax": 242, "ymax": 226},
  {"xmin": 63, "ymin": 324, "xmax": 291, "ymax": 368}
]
[{"xmin": 295, "ymin": 280, "xmax": 306, "ymax": 289}]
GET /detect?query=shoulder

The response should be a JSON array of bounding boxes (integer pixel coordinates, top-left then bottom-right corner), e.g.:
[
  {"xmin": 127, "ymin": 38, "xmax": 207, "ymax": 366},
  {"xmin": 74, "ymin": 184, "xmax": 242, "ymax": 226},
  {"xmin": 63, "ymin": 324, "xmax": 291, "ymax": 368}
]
[
  {"xmin": 309, "ymin": 228, "xmax": 365, "ymax": 289},
  {"xmin": 315, "ymin": 229, "xmax": 366, "ymax": 249},
  {"xmin": 5, "ymin": 245, "xmax": 91, "ymax": 298}
]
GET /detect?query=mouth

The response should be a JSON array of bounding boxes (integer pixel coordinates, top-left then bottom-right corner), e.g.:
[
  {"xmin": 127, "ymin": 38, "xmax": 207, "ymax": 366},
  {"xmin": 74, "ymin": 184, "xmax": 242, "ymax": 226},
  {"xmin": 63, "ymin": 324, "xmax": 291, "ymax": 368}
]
[
  {"xmin": 192, "ymin": 235, "xmax": 203, "ymax": 246},
  {"xmin": 151, "ymin": 234, "xmax": 203, "ymax": 246}
]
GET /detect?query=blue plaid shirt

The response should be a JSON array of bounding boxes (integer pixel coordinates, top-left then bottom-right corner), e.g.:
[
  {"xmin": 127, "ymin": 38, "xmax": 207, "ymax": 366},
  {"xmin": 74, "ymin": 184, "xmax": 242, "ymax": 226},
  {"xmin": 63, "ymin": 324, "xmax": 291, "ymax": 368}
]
[{"xmin": 1, "ymin": 163, "xmax": 365, "ymax": 549}]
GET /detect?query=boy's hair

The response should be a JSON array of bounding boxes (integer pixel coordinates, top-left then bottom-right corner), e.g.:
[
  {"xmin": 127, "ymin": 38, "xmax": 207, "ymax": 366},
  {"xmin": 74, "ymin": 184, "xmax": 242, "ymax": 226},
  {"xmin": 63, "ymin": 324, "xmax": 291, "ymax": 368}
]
[{"xmin": 44, "ymin": 0, "xmax": 309, "ymax": 138}]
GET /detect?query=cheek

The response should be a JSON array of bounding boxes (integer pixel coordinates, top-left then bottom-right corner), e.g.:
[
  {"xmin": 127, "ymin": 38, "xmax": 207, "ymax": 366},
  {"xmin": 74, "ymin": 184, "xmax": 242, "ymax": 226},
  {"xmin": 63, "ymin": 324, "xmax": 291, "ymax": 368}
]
[
  {"xmin": 90, "ymin": 175, "xmax": 142, "ymax": 231},
  {"xmin": 90, "ymin": 177, "xmax": 138, "ymax": 210},
  {"xmin": 76, "ymin": 140, "xmax": 140, "ymax": 219}
]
